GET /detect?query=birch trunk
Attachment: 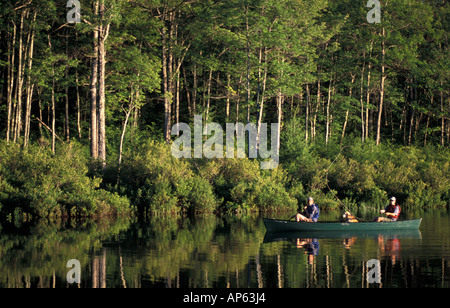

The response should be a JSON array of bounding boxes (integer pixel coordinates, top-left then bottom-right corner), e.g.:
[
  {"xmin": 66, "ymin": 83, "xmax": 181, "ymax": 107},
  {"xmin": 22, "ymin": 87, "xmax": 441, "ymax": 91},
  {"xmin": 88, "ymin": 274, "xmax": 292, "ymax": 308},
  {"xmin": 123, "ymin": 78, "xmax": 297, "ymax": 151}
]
[
  {"xmin": 161, "ymin": 7, "xmax": 171, "ymax": 142},
  {"xmin": 24, "ymin": 17, "xmax": 35, "ymax": 147},
  {"xmin": 256, "ymin": 47, "xmax": 267, "ymax": 150},
  {"xmin": 365, "ymin": 40, "xmax": 373, "ymax": 140},
  {"xmin": 14, "ymin": 10, "xmax": 26, "ymax": 143},
  {"xmin": 90, "ymin": 0, "xmax": 99, "ymax": 159},
  {"xmin": 376, "ymin": 27, "xmax": 386, "ymax": 146},
  {"xmin": 360, "ymin": 52, "xmax": 366, "ymax": 143},
  {"xmin": 98, "ymin": 0, "xmax": 109, "ymax": 167},
  {"xmin": 441, "ymin": 86, "xmax": 445, "ymax": 146},
  {"xmin": 6, "ymin": 22, "xmax": 17, "ymax": 143},
  {"xmin": 65, "ymin": 29, "xmax": 70, "ymax": 142},
  {"xmin": 325, "ymin": 74, "xmax": 333, "ymax": 145}
]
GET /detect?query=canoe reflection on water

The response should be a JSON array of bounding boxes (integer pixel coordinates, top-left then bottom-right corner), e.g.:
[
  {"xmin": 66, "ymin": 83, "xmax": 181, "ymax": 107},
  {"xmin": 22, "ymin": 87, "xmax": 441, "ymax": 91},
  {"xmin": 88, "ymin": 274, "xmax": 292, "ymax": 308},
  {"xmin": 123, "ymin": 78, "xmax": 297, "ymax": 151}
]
[{"xmin": 263, "ymin": 229, "xmax": 422, "ymax": 264}]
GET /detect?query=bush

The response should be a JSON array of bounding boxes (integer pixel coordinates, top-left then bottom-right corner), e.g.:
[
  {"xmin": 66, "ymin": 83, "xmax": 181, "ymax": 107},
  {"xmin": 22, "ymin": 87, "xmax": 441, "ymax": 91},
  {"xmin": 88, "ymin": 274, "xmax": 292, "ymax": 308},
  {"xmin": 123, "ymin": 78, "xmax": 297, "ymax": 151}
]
[
  {"xmin": 197, "ymin": 157, "xmax": 297, "ymax": 214},
  {"xmin": 114, "ymin": 140, "xmax": 220, "ymax": 215},
  {"xmin": 0, "ymin": 141, "xmax": 131, "ymax": 219},
  {"xmin": 188, "ymin": 176, "xmax": 220, "ymax": 214},
  {"xmin": 280, "ymin": 121, "xmax": 450, "ymax": 211},
  {"xmin": 115, "ymin": 140, "xmax": 298, "ymax": 215}
]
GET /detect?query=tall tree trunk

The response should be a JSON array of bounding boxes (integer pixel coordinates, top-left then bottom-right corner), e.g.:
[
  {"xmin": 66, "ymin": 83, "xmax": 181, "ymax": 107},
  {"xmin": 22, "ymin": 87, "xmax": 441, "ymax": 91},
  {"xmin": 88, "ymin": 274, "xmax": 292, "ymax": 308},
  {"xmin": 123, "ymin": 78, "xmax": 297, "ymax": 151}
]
[
  {"xmin": 192, "ymin": 63, "xmax": 197, "ymax": 115},
  {"xmin": 175, "ymin": 66, "xmax": 180, "ymax": 130},
  {"xmin": 441, "ymin": 86, "xmax": 445, "ymax": 146},
  {"xmin": 98, "ymin": 0, "xmax": 109, "ymax": 167},
  {"xmin": 90, "ymin": 0, "xmax": 99, "ymax": 159},
  {"xmin": 376, "ymin": 27, "xmax": 386, "ymax": 146},
  {"xmin": 236, "ymin": 74, "xmax": 242, "ymax": 124},
  {"xmin": 48, "ymin": 34, "xmax": 56, "ymax": 154},
  {"xmin": 305, "ymin": 83, "xmax": 309, "ymax": 143},
  {"xmin": 76, "ymin": 70, "xmax": 82, "ymax": 139},
  {"xmin": 325, "ymin": 74, "xmax": 333, "ymax": 145},
  {"xmin": 204, "ymin": 68, "xmax": 213, "ymax": 139},
  {"xmin": 65, "ymin": 29, "xmax": 70, "ymax": 142},
  {"xmin": 168, "ymin": 11, "xmax": 174, "ymax": 129},
  {"xmin": 276, "ymin": 91, "xmax": 283, "ymax": 156},
  {"xmin": 183, "ymin": 68, "xmax": 192, "ymax": 117},
  {"xmin": 226, "ymin": 73, "xmax": 231, "ymax": 121},
  {"xmin": 6, "ymin": 22, "xmax": 17, "ymax": 143},
  {"xmin": 24, "ymin": 12, "xmax": 36, "ymax": 147},
  {"xmin": 51, "ymin": 64, "xmax": 56, "ymax": 154},
  {"xmin": 162, "ymin": 9, "xmax": 171, "ymax": 142},
  {"xmin": 38, "ymin": 90, "xmax": 43, "ymax": 137},
  {"xmin": 256, "ymin": 47, "xmax": 267, "ymax": 150},
  {"xmin": 313, "ymin": 77, "xmax": 321, "ymax": 142},
  {"xmin": 245, "ymin": 2, "xmax": 251, "ymax": 126},
  {"xmin": 51, "ymin": 82, "xmax": 56, "ymax": 154},
  {"xmin": 75, "ymin": 31, "xmax": 82, "ymax": 140},
  {"xmin": 447, "ymin": 114, "xmax": 450, "ymax": 145},
  {"xmin": 14, "ymin": 10, "xmax": 26, "ymax": 143},
  {"xmin": 360, "ymin": 52, "xmax": 366, "ymax": 143},
  {"xmin": 365, "ymin": 40, "xmax": 373, "ymax": 140}
]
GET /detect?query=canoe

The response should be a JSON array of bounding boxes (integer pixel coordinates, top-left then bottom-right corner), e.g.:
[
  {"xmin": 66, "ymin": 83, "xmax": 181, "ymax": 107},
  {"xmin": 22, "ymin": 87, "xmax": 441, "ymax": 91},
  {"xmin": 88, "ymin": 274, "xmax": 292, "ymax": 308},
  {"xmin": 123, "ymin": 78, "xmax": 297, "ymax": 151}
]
[{"xmin": 263, "ymin": 218, "xmax": 422, "ymax": 233}]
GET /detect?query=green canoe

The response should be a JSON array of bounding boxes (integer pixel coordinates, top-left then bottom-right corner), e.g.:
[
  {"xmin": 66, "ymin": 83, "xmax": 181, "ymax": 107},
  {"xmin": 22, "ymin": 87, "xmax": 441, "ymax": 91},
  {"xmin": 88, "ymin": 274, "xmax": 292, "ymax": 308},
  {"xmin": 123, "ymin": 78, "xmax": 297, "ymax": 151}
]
[{"xmin": 263, "ymin": 218, "xmax": 422, "ymax": 233}]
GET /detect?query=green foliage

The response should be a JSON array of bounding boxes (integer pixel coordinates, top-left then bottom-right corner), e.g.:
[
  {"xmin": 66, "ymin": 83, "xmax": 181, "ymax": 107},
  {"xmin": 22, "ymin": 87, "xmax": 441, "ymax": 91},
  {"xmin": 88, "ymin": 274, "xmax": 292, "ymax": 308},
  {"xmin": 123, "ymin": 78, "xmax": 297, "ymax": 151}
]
[
  {"xmin": 110, "ymin": 140, "xmax": 298, "ymax": 216},
  {"xmin": 0, "ymin": 141, "xmax": 131, "ymax": 219},
  {"xmin": 197, "ymin": 157, "xmax": 297, "ymax": 214},
  {"xmin": 281, "ymin": 121, "xmax": 450, "ymax": 211},
  {"xmin": 112, "ymin": 140, "xmax": 220, "ymax": 215}
]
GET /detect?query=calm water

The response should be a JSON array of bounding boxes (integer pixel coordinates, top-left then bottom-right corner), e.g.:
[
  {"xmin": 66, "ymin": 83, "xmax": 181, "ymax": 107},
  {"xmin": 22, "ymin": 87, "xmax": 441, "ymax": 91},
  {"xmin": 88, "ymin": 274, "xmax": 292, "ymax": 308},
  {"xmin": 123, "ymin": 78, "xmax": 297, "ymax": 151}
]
[{"xmin": 0, "ymin": 209, "xmax": 449, "ymax": 288}]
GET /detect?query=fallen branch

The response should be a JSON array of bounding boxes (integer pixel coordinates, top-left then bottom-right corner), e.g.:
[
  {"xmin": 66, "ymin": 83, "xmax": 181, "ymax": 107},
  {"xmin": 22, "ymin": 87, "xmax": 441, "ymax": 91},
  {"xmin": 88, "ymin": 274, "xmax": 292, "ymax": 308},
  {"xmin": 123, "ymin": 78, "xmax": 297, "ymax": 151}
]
[{"xmin": 35, "ymin": 118, "xmax": 65, "ymax": 143}]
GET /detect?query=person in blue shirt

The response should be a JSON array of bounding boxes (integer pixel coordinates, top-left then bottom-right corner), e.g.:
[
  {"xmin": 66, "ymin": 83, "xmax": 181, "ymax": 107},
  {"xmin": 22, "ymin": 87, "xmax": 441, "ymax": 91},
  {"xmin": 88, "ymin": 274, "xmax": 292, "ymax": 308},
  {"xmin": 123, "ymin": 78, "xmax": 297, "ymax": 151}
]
[{"xmin": 296, "ymin": 197, "xmax": 320, "ymax": 222}]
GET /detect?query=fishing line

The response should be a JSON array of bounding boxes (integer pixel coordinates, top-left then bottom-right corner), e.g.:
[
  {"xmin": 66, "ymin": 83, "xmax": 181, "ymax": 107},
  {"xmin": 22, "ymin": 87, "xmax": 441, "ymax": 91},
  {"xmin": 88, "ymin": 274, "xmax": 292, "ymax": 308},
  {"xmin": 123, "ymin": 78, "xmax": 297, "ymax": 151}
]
[
  {"xmin": 324, "ymin": 146, "xmax": 350, "ymax": 209},
  {"xmin": 324, "ymin": 145, "xmax": 372, "ymax": 222}
]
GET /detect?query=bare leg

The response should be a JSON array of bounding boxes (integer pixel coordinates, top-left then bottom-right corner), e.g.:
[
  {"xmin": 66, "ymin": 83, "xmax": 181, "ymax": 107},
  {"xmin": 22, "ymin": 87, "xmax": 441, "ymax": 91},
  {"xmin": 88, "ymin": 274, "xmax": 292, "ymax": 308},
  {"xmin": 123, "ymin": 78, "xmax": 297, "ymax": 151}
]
[{"xmin": 296, "ymin": 213, "xmax": 308, "ymax": 222}]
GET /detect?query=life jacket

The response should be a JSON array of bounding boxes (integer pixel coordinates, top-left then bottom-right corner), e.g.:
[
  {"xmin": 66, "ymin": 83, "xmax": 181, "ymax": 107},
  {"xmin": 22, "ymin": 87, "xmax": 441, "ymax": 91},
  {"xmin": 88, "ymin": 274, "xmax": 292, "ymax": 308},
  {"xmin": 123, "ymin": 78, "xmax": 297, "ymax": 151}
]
[{"xmin": 386, "ymin": 204, "xmax": 401, "ymax": 220}]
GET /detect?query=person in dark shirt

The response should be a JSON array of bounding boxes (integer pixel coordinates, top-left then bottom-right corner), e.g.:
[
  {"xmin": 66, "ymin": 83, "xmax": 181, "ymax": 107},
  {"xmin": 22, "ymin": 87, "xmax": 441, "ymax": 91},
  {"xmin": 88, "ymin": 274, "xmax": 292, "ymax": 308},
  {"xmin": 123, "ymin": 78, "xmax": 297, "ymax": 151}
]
[{"xmin": 296, "ymin": 197, "xmax": 320, "ymax": 223}]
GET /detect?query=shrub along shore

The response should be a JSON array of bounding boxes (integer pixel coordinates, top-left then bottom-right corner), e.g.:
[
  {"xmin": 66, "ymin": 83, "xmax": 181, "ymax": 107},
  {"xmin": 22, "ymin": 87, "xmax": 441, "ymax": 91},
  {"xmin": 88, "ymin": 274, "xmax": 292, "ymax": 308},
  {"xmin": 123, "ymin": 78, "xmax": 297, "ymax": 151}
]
[{"xmin": 0, "ymin": 133, "xmax": 449, "ymax": 221}]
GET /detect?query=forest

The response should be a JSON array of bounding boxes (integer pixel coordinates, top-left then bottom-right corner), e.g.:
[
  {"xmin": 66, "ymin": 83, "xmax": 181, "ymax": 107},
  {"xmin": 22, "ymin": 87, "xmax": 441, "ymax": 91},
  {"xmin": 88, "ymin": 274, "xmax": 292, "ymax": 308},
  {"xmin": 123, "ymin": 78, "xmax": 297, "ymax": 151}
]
[{"xmin": 0, "ymin": 0, "xmax": 448, "ymax": 220}]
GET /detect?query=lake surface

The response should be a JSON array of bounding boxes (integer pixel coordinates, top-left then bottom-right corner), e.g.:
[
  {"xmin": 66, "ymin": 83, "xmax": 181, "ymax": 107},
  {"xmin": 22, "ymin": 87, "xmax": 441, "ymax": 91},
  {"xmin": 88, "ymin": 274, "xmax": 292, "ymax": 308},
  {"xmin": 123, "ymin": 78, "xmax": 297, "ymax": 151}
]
[{"xmin": 0, "ymin": 208, "xmax": 449, "ymax": 288}]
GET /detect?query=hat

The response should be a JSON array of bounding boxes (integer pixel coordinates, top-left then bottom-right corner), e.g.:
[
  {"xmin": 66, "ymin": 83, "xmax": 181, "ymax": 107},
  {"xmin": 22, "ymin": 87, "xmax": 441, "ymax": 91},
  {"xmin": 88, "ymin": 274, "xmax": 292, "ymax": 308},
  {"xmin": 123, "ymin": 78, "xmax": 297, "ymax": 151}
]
[
  {"xmin": 390, "ymin": 197, "xmax": 396, "ymax": 201},
  {"xmin": 308, "ymin": 197, "xmax": 314, "ymax": 201}
]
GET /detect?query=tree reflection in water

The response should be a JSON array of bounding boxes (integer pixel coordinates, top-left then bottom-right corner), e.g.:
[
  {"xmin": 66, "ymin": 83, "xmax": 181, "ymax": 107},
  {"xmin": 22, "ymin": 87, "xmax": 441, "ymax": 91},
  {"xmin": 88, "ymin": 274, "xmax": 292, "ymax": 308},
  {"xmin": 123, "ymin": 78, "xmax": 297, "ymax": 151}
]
[{"xmin": 0, "ymin": 212, "xmax": 448, "ymax": 288}]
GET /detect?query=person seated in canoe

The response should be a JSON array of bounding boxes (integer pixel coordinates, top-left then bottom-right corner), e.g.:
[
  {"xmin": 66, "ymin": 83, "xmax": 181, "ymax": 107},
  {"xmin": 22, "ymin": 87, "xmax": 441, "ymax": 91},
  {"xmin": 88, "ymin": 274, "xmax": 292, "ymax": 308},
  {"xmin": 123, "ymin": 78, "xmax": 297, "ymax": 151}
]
[
  {"xmin": 296, "ymin": 197, "xmax": 320, "ymax": 223},
  {"xmin": 373, "ymin": 197, "xmax": 401, "ymax": 222}
]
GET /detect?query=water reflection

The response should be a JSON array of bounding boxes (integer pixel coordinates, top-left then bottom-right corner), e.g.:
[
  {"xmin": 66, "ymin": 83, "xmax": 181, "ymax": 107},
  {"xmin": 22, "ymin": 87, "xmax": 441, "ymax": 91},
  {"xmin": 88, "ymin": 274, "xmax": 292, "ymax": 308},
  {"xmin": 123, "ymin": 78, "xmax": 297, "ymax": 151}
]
[
  {"xmin": 263, "ymin": 229, "xmax": 425, "ymax": 288},
  {"xmin": 269, "ymin": 230, "xmax": 420, "ymax": 267},
  {"xmin": 295, "ymin": 238, "xmax": 319, "ymax": 264},
  {"xmin": 0, "ymin": 211, "xmax": 448, "ymax": 288}
]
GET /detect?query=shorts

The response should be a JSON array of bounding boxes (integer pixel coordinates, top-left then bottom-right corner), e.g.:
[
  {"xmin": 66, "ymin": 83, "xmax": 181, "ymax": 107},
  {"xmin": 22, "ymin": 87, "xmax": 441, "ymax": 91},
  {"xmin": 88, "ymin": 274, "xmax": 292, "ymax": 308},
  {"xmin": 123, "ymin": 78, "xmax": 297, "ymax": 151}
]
[{"xmin": 377, "ymin": 217, "xmax": 395, "ymax": 222}]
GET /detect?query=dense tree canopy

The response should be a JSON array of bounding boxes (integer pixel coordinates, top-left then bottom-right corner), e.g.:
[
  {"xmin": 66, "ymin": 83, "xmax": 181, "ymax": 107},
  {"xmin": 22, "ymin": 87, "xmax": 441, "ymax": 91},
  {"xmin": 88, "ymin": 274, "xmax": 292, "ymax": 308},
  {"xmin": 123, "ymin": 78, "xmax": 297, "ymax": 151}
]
[{"xmin": 1, "ymin": 0, "xmax": 448, "ymax": 152}]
